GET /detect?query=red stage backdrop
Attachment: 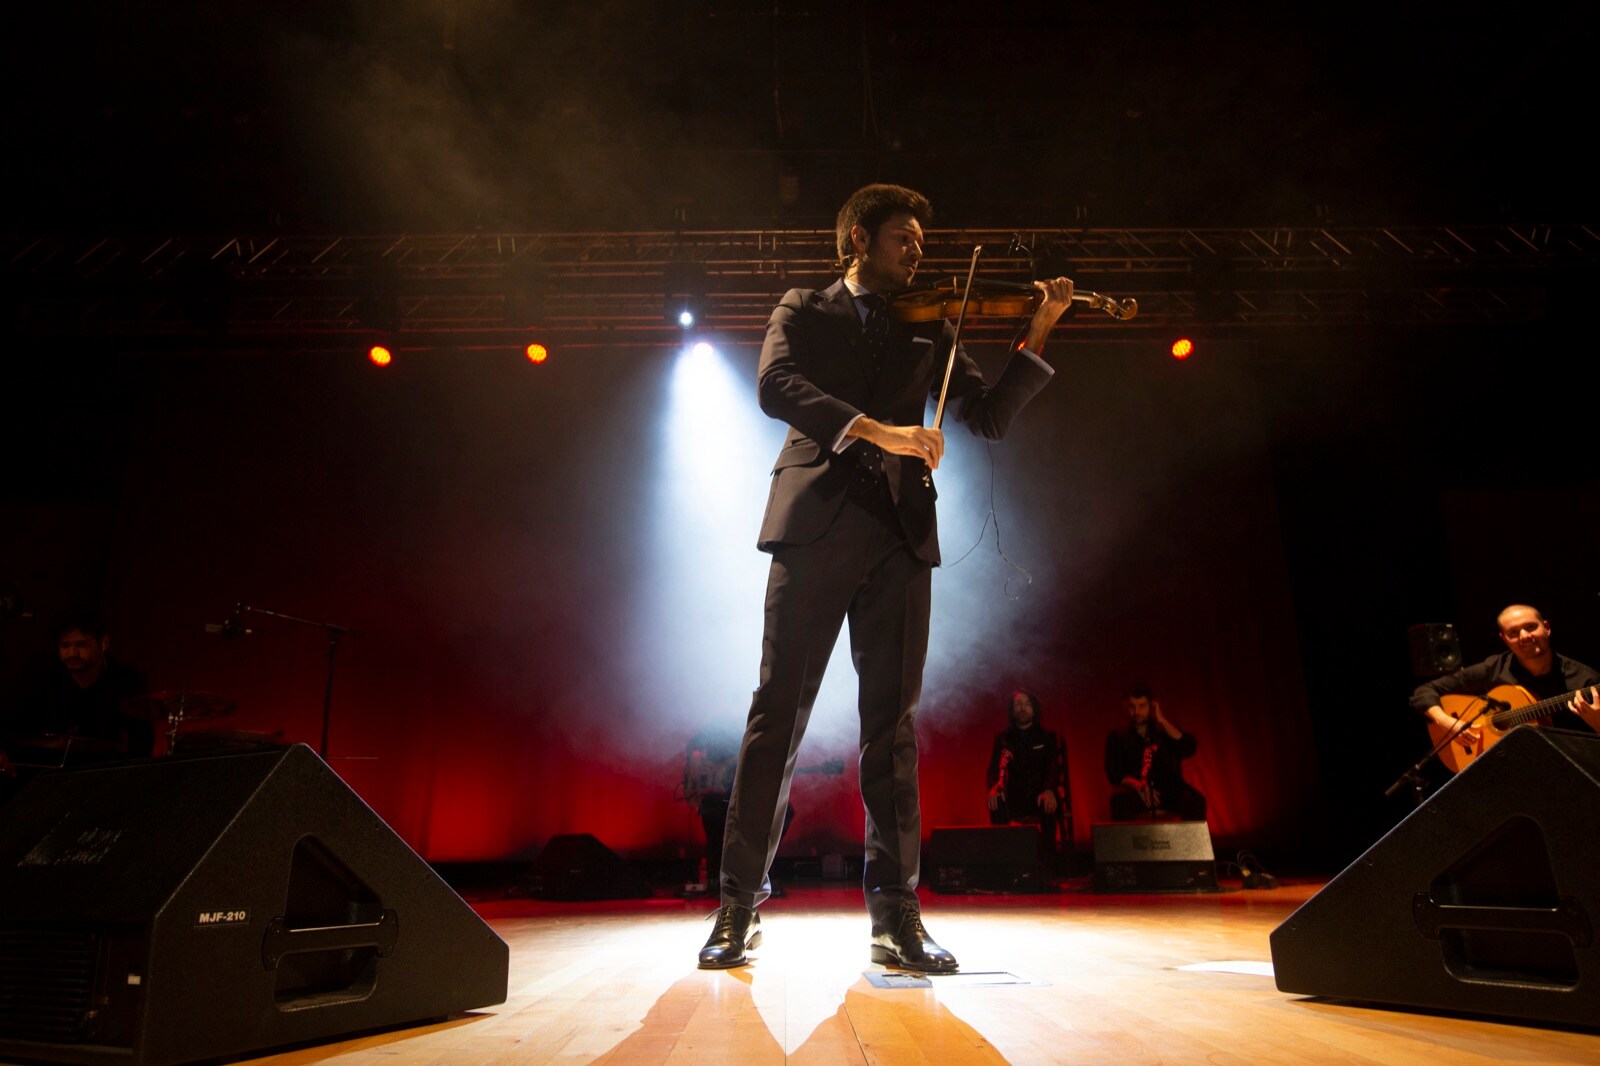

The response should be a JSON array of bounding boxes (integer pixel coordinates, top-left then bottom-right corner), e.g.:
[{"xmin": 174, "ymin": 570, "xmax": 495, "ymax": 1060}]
[{"xmin": 28, "ymin": 336, "xmax": 1321, "ymax": 863}]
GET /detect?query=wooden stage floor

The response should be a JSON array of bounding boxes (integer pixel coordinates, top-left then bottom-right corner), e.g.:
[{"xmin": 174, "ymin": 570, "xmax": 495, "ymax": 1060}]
[{"xmin": 241, "ymin": 882, "xmax": 1599, "ymax": 1066}]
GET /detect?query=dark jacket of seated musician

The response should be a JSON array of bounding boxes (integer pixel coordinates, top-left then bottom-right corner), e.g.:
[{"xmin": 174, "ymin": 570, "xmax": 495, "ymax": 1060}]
[
  {"xmin": 1409, "ymin": 604, "xmax": 1600, "ymax": 742},
  {"xmin": 1104, "ymin": 685, "xmax": 1206, "ymax": 822},
  {"xmin": 985, "ymin": 690, "xmax": 1067, "ymax": 829}
]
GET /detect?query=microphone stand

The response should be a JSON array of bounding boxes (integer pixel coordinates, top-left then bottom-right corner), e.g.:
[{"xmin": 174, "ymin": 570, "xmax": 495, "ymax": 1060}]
[
  {"xmin": 232, "ymin": 604, "xmax": 361, "ymax": 760},
  {"xmin": 1383, "ymin": 697, "xmax": 1504, "ymax": 804}
]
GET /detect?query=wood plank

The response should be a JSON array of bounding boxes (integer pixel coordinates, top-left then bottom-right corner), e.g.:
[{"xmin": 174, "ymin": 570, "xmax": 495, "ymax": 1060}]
[{"xmin": 198, "ymin": 885, "xmax": 1600, "ymax": 1065}]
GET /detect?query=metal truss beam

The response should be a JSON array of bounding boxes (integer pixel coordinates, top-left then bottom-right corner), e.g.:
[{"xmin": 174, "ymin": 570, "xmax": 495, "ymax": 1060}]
[{"xmin": 7, "ymin": 225, "xmax": 1595, "ymax": 350}]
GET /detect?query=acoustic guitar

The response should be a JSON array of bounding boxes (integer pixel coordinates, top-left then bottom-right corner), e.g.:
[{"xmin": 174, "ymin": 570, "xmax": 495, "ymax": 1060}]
[{"xmin": 1429, "ymin": 683, "xmax": 1595, "ymax": 773}]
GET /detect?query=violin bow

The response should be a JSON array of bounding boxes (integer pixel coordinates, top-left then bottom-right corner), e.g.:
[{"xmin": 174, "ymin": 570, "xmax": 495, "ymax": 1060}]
[
  {"xmin": 919, "ymin": 246, "xmax": 1137, "ymax": 487},
  {"xmin": 930, "ymin": 244, "xmax": 985, "ymax": 435}
]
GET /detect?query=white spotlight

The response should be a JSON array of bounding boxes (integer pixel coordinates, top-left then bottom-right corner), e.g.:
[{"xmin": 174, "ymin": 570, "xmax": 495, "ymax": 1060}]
[{"xmin": 677, "ymin": 309, "xmax": 696, "ymax": 329}]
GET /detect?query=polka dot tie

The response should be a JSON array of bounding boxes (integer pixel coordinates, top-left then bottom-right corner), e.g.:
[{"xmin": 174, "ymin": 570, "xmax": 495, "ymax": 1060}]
[{"xmin": 860, "ymin": 293, "xmax": 890, "ymax": 371}]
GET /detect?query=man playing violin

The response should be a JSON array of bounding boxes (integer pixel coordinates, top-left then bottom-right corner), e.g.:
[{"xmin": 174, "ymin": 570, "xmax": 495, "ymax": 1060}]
[
  {"xmin": 1410, "ymin": 604, "xmax": 1600, "ymax": 754},
  {"xmin": 699, "ymin": 183, "xmax": 1075, "ymax": 971}
]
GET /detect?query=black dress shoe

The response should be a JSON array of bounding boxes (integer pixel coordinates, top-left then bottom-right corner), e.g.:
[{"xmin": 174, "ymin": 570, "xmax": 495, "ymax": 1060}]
[
  {"xmin": 698, "ymin": 904, "xmax": 761, "ymax": 969},
  {"xmin": 870, "ymin": 908, "xmax": 958, "ymax": 973}
]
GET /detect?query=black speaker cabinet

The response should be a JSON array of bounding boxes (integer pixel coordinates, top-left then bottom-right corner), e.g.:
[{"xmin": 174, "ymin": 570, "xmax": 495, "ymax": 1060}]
[
  {"xmin": 1271, "ymin": 727, "xmax": 1600, "ymax": 1028},
  {"xmin": 929, "ymin": 825, "xmax": 1042, "ymax": 893},
  {"xmin": 1408, "ymin": 622, "xmax": 1463, "ymax": 676},
  {"xmin": 526, "ymin": 833, "xmax": 650, "ymax": 901},
  {"xmin": 1092, "ymin": 821, "xmax": 1218, "ymax": 892},
  {"xmin": 0, "ymin": 744, "xmax": 509, "ymax": 1065}
]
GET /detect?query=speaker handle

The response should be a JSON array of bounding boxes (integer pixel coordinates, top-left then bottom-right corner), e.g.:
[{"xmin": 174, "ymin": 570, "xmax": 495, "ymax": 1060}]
[
  {"xmin": 261, "ymin": 909, "xmax": 399, "ymax": 970},
  {"xmin": 1412, "ymin": 892, "xmax": 1593, "ymax": 947}
]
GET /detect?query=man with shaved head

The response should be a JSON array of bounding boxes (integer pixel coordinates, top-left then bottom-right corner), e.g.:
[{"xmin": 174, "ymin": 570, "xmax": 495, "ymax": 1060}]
[{"xmin": 1411, "ymin": 604, "xmax": 1600, "ymax": 754}]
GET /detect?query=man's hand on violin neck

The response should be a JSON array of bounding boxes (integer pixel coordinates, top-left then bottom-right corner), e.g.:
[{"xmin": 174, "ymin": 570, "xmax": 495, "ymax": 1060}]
[
  {"xmin": 850, "ymin": 418, "xmax": 944, "ymax": 469},
  {"xmin": 1024, "ymin": 276, "xmax": 1074, "ymax": 355},
  {"xmin": 1033, "ymin": 277, "xmax": 1075, "ymax": 315}
]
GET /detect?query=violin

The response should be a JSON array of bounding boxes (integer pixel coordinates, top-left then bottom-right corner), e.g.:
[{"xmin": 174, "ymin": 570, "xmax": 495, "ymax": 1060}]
[
  {"xmin": 887, "ymin": 276, "xmax": 1138, "ymax": 323},
  {"xmin": 913, "ymin": 245, "xmax": 1137, "ymax": 489}
]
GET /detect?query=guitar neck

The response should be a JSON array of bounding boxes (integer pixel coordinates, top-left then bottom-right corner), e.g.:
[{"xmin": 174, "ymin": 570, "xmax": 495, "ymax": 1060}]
[
  {"xmin": 795, "ymin": 758, "xmax": 845, "ymax": 777},
  {"xmin": 1491, "ymin": 687, "xmax": 1589, "ymax": 730}
]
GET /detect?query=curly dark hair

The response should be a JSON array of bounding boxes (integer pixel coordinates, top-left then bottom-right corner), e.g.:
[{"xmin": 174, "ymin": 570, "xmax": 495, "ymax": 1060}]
[{"xmin": 835, "ymin": 183, "xmax": 932, "ymax": 267}]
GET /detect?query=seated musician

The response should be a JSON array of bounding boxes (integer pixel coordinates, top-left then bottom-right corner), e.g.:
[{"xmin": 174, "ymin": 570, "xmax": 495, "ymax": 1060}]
[
  {"xmin": 682, "ymin": 719, "xmax": 792, "ymax": 896},
  {"xmin": 1411, "ymin": 604, "xmax": 1600, "ymax": 754},
  {"xmin": 1104, "ymin": 685, "xmax": 1207, "ymax": 822},
  {"xmin": 984, "ymin": 690, "xmax": 1070, "ymax": 850},
  {"xmin": 2, "ymin": 611, "xmax": 153, "ymax": 806}
]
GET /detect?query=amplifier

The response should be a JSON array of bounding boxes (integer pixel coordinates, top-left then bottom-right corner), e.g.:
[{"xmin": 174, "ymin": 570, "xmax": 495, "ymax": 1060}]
[
  {"xmin": 1092, "ymin": 820, "xmax": 1219, "ymax": 892},
  {"xmin": 929, "ymin": 825, "xmax": 1043, "ymax": 893}
]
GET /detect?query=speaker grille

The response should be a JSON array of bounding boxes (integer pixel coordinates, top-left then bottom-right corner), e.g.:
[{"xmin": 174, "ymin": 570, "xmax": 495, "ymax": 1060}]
[{"xmin": 0, "ymin": 925, "xmax": 99, "ymax": 1042}]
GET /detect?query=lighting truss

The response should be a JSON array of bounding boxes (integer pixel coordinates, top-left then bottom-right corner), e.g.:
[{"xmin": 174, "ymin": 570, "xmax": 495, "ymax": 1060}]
[{"xmin": 6, "ymin": 225, "xmax": 1595, "ymax": 350}]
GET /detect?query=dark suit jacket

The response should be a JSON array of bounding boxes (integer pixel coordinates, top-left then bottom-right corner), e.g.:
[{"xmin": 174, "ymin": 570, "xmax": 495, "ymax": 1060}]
[{"xmin": 755, "ymin": 280, "xmax": 1053, "ymax": 565}]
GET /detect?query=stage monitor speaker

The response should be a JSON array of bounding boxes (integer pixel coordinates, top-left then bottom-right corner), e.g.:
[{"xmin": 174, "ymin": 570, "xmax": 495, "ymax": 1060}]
[
  {"xmin": 1271, "ymin": 727, "xmax": 1600, "ymax": 1028},
  {"xmin": 1408, "ymin": 622, "xmax": 1462, "ymax": 676},
  {"xmin": 0, "ymin": 744, "xmax": 509, "ymax": 1066},
  {"xmin": 1092, "ymin": 821, "xmax": 1218, "ymax": 892},
  {"xmin": 928, "ymin": 825, "xmax": 1042, "ymax": 893},
  {"xmin": 526, "ymin": 833, "xmax": 650, "ymax": 901}
]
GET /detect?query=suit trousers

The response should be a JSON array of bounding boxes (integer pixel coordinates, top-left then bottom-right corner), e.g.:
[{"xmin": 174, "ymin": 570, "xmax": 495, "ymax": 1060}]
[{"xmin": 720, "ymin": 482, "xmax": 931, "ymax": 927}]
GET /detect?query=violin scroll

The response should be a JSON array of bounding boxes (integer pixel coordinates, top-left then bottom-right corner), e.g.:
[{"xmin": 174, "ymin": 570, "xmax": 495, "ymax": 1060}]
[{"xmin": 1081, "ymin": 291, "xmax": 1138, "ymax": 321}]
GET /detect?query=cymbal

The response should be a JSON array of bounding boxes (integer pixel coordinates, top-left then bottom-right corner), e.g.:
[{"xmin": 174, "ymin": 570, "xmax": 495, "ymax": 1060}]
[
  {"xmin": 8, "ymin": 733, "xmax": 123, "ymax": 753},
  {"xmin": 120, "ymin": 690, "xmax": 239, "ymax": 721}
]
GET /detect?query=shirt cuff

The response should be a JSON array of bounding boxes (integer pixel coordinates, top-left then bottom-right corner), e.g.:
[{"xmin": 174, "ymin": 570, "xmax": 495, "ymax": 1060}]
[
  {"xmin": 832, "ymin": 414, "xmax": 864, "ymax": 453},
  {"xmin": 1016, "ymin": 347, "xmax": 1053, "ymax": 375}
]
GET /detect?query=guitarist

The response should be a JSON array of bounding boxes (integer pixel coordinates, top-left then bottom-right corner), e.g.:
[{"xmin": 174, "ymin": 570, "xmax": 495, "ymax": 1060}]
[
  {"xmin": 986, "ymin": 690, "xmax": 1071, "ymax": 851},
  {"xmin": 682, "ymin": 720, "xmax": 792, "ymax": 897},
  {"xmin": 1410, "ymin": 604, "xmax": 1600, "ymax": 754},
  {"xmin": 1104, "ymin": 685, "xmax": 1208, "ymax": 822}
]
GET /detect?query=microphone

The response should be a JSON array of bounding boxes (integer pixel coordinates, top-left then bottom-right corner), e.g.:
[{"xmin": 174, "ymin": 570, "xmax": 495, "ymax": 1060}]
[
  {"xmin": 204, "ymin": 603, "xmax": 252, "ymax": 638},
  {"xmin": 1007, "ymin": 233, "xmax": 1033, "ymax": 271}
]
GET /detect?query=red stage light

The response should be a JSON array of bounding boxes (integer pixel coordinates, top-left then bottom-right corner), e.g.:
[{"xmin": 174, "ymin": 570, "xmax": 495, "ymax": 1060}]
[
  {"xmin": 526, "ymin": 343, "xmax": 549, "ymax": 364},
  {"xmin": 369, "ymin": 345, "xmax": 393, "ymax": 367},
  {"xmin": 1171, "ymin": 338, "xmax": 1194, "ymax": 360}
]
